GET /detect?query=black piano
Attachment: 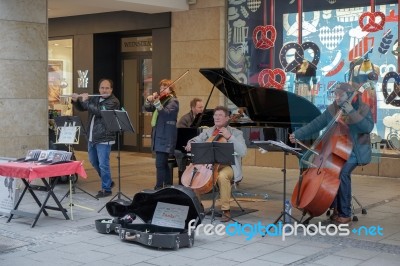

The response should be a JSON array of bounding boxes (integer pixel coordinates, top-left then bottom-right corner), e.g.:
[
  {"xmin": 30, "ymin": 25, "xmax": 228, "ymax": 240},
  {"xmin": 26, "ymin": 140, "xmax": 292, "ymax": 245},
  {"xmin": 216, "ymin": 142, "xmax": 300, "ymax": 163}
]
[
  {"xmin": 171, "ymin": 68, "xmax": 321, "ymax": 184},
  {"xmin": 198, "ymin": 68, "xmax": 321, "ymax": 130}
]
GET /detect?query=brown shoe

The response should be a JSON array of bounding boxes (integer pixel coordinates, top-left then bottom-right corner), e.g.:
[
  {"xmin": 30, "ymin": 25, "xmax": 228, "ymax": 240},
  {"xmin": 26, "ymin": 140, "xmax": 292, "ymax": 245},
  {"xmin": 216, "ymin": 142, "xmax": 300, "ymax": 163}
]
[
  {"xmin": 334, "ymin": 216, "xmax": 352, "ymax": 225},
  {"xmin": 220, "ymin": 210, "xmax": 231, "ymax": 223},
  {"xmin": 329, "ymin": 209, "xmax": 338, "ymax": 221}
]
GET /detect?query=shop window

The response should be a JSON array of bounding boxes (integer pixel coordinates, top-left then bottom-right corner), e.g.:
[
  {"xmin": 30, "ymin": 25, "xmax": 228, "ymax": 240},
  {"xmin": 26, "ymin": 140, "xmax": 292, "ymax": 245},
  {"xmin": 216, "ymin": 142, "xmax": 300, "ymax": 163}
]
[{"xmin": 48, "ymin": 38, "xmax": 73, "ymax": 117}]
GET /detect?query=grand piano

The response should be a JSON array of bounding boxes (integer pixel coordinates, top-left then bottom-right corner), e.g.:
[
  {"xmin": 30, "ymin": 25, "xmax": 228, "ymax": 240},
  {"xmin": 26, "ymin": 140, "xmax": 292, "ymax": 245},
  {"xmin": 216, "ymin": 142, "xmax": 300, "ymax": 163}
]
[
  {"xmin": 172, "ymin": 68, "xmax": 321, "ymax": 184},
  {"xmin": 198, "ymin": 68, "xmax": 321, "ymax": 131}
]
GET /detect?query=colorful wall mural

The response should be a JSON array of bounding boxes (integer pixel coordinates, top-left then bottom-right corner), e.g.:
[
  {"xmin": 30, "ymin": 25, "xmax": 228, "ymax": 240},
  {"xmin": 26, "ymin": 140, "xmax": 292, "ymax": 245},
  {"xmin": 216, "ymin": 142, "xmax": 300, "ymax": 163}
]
[{"xmin": 226, "ymin": 0, "xmax": 400, "ymax": 149}]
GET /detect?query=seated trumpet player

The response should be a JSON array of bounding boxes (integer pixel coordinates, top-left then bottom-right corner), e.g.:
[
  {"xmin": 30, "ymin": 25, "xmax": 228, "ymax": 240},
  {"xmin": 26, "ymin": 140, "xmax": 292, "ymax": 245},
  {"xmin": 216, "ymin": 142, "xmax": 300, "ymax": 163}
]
[
  {"xmin": 184, "ymin": 106, "xmax": 247, "ymax": 222},
  {"xmin": 71, "ymin": 78, "xmax": 120, "ymax": 198}
]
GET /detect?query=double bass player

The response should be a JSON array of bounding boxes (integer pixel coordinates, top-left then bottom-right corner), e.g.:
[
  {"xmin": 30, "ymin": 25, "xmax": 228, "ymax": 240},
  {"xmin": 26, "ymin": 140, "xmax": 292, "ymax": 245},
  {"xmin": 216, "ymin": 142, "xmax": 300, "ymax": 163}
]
[{"xmin": 289, "ymin": 82, "xmax": 374, "ymax": 225}]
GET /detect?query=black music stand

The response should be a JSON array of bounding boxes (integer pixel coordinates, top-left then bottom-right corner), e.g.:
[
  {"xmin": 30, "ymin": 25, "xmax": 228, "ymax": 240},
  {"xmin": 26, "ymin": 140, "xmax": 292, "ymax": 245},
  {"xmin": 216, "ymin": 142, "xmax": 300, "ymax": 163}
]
[
  {"xmin": 191, "ymin": 142, "xmax": 238, "ymax": 223},
  {"xmin": 54, "ymin": 116, "xmax": 98, "ymax": 205},
  {"xmin": 98, "ymin": 110, "xmax": 135, "ymax": 212},
  {"xmin": 252, "ymin": 140, "xmax": 302, "ymax": 225}
]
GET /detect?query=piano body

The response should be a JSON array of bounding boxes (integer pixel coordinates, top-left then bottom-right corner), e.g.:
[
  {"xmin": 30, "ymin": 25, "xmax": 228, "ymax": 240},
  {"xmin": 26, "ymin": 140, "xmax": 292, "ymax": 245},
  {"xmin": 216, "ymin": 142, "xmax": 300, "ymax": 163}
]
[{"xmin": 198, "ymin": 68, "xmax": 321, "ymax": 144}]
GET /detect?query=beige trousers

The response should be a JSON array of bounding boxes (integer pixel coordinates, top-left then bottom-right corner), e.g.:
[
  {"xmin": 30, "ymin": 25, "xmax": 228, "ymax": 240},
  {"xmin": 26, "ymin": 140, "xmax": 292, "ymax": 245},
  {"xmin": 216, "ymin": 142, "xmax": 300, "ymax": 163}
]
[{"xmin": 217, "ymin": 165, "xmax": 234, "ymax": 211}]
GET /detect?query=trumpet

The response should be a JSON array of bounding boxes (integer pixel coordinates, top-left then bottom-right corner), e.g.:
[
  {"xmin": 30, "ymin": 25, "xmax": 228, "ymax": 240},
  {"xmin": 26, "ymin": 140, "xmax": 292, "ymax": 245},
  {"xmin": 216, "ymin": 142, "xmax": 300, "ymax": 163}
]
[{"xmin": 60, "ymin": 94, "xmax": 110, "ymax": 98}]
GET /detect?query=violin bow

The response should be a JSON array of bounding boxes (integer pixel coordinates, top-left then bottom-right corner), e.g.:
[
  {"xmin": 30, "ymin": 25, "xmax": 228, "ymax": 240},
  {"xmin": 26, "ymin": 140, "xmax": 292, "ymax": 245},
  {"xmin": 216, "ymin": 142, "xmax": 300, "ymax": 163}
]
[{"xmin": 166, "ymin": 70, "xmax": 190, "ymax": 89}]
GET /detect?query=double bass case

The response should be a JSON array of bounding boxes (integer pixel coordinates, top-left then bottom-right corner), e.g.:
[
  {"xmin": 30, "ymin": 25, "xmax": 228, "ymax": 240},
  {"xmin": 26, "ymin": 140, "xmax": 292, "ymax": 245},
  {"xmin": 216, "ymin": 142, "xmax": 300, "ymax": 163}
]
[{"xmin": 106, "ymin": 185, "xmax": 204, "ymax": 249}]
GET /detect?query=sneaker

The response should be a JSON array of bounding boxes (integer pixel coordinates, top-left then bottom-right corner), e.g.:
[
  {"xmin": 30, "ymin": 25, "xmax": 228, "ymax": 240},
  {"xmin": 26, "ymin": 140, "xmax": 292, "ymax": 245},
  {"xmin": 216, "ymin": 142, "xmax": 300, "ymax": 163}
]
[{"xmin": 96, "ymin": 190, "xmax": 112, "ymax": 198}]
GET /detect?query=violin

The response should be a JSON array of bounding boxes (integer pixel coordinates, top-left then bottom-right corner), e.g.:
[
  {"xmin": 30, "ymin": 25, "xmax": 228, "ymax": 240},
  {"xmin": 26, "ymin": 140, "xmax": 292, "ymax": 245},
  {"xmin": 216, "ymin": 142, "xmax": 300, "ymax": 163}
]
[
  {"xmin": 181, "ymin": 132, "xmax": 227, "ymax": 194},
  {"xmin": 291, "ymin": 83, "xmax": 370, "ymax": 218}
]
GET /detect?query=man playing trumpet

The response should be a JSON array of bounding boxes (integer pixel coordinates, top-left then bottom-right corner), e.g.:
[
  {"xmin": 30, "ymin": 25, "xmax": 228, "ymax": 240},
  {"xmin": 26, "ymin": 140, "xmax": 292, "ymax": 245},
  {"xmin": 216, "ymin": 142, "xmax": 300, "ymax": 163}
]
[{"xmin": 71, "ymin": 78, "xmax": 120, "ymax": 198}]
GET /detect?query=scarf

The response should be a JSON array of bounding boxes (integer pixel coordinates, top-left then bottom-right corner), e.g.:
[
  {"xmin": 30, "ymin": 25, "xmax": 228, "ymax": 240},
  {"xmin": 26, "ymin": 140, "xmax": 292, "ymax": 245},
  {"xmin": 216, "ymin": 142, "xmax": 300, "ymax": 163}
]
[{"xmin": 151, "ymin": 95, "xmax": 173, "ymax": 127}]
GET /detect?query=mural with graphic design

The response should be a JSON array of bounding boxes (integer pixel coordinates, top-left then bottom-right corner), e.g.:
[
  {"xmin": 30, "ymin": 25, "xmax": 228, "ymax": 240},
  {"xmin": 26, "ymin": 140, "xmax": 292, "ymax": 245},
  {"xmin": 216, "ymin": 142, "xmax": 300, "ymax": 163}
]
[
  {"xmin": 226, "ymin": 1, "xmax": 400, "ymax": 149},
  {"xmin": 283, "ymin": 4, "xmax": 399, "ymax": 147}
]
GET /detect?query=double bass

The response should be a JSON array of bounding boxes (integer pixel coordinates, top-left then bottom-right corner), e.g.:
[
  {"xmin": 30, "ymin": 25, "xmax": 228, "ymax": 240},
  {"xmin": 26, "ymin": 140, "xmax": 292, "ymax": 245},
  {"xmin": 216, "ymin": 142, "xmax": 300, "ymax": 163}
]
[{"xmin": 291, "ymin": 83, "xmax": 369, "ymax": 218}]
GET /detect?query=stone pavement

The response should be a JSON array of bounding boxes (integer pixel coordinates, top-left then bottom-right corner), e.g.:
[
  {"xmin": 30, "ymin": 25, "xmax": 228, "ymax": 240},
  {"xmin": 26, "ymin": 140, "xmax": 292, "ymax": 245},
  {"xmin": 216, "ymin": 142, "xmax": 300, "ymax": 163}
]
[{"xmin": 1, "ymin": 151, "xmax": 400, "ymax": 265}]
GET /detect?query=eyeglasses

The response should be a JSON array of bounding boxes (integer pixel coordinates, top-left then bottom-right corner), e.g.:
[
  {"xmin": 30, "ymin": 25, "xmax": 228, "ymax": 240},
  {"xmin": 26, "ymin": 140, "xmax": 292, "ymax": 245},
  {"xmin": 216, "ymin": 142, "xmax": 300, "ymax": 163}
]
[{"xmin": 213, "ymin": 113, "xmax": 228, "ymax": 118}]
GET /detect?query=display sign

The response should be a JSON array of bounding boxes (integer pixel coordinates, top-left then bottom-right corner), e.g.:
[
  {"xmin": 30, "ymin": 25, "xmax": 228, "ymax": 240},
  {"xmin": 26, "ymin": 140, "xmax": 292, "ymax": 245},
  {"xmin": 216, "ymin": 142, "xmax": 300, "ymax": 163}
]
[
  {"xmin": 151, "ymin": 202, "xmax": 189, "ymax": 229},
  {"xmin": 56, "ymin": 126, "xmax": 80, "ymax": 144},
  {"xmin": 121, "ymin": 36, "xmax": 152, "ymax": 53},
  {"xmin": 0, "ymin": 158, "xmax": 19, "ymax": 216}
]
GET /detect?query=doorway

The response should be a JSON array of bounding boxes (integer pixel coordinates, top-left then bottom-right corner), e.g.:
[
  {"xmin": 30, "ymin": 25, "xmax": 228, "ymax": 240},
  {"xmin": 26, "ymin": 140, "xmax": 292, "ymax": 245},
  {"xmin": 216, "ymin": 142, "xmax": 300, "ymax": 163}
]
[{"xmin": 121, "ymin": 55, "xmax": 152, "ymax": 152}]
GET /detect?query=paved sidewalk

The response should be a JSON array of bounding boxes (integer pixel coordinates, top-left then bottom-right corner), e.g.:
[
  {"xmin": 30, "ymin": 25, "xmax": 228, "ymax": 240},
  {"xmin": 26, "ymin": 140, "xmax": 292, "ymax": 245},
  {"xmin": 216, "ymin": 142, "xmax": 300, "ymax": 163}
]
[{"xmin": 1, "ymin": 151, "xmax": 400, "ymax": 265}]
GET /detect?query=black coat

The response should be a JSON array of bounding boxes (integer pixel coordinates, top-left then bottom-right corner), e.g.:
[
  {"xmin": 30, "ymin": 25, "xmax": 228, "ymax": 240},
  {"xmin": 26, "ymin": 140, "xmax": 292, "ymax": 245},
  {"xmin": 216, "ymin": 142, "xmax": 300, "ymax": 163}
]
[{"xmin": 73, "ymin": 94, "xmax": 120, "ymax": 144}]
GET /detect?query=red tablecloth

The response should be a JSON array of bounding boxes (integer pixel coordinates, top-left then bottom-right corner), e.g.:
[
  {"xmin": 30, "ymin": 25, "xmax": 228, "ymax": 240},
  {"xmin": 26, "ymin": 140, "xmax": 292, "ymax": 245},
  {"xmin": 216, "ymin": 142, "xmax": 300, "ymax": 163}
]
[{"xmin": 0, "ymin": 161, "xmax": 87, "ymax": 182}]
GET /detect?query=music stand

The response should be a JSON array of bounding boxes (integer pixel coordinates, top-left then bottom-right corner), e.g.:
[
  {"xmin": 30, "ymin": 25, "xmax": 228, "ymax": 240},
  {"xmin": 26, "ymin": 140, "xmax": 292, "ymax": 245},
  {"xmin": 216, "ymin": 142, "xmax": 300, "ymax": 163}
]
[
  {"xmin": 252, "ymin": 140, "xmax": 302, "ymax": 225},
  {"xmin": 191, "ymin": 142, "xmax": 238, "ymax": 223},
  {"xmin": 54, "ymin": 116, "xmax": 97, "ymax": 218},
  {"xmin": 98, "ymin": 110, "xmax": 135, "ymax": 212}
]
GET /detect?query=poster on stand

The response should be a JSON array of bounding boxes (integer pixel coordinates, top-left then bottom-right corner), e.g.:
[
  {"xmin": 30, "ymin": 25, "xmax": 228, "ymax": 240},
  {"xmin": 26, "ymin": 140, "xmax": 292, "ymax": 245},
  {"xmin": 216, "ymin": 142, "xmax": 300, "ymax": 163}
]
[{"xmin": 0, "ymin": 158, "xmax": 20, "ymax": 216}]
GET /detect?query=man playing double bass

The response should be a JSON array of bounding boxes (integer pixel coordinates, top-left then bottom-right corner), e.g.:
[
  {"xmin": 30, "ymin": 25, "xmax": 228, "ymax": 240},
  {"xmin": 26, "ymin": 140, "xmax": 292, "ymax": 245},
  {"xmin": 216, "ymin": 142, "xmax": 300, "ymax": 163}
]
[
  {"xmin": 289, "ymin": 83, "xmax": 374, "ymax": 225},
  {"xmin": 184, "ymin": 106, "xmax": 247, "ymax": 222}
]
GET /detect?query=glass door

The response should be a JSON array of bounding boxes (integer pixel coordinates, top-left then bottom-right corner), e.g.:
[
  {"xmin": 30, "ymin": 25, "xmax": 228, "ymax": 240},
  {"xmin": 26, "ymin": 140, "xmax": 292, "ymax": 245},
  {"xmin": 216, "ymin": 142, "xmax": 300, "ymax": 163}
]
[{"xmin": 121, "ymin": 56, "xmax": 152, "ymax": 152}]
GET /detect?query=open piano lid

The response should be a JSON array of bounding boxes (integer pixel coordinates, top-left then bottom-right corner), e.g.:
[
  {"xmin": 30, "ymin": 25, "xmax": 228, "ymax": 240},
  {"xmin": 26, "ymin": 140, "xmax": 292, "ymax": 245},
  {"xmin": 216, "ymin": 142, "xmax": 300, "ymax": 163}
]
[{"xmin": 199, "ymin": 68, "xmax": 321, "ymax": 129}]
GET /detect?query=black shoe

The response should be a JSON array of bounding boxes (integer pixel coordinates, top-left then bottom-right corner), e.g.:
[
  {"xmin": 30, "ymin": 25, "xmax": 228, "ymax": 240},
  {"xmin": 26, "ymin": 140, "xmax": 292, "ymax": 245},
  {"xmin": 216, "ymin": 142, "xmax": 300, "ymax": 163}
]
[
  {"xmin": 154, "ymin": 186, "xmax": 163, "ymax": 190},
  {"xmin": 111, "ymin": 181, "xmax": 115, "ymax": 188},
  {"xmin": 96, "ymin": 190, "xmax": 112, "ymax": 198}
]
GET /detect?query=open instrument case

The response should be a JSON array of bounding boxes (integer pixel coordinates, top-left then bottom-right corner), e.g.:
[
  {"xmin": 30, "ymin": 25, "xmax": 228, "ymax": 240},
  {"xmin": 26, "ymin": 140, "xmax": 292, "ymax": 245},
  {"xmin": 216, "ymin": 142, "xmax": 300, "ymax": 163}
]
[{"xmin": 95, "ymin": 185, "xmax": 204, "ymax": 249}]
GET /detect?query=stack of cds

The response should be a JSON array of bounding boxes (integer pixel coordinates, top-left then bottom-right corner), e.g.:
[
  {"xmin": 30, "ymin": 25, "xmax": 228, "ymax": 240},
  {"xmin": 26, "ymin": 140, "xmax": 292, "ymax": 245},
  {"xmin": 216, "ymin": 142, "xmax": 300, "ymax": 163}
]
[{"xmin": 23, "ymin": 149, "xmax": 73, "ymax": 164}]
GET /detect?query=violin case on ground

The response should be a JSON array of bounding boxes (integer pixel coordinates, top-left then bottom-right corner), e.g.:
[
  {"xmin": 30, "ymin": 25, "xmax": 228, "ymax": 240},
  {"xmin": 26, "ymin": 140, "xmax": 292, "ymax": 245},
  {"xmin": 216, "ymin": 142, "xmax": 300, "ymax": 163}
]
[{"xmin": 103, "ymin": 185, "xmax": 204, "ymax": 249}]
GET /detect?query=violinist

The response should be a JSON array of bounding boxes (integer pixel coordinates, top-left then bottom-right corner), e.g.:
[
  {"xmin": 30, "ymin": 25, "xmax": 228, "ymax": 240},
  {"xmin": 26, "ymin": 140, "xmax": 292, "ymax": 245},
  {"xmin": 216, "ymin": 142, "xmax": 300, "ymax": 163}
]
[
  {"xmin": 289, "ymin": 83, "xmax": 373, "ymax": 225},
  {"xmin": 144, "ymin": 79, "xmax": 179, "ymax": 190},
  {"xmin": 185, "ymin": 106, "xmax": 247, "ymax": 222}
]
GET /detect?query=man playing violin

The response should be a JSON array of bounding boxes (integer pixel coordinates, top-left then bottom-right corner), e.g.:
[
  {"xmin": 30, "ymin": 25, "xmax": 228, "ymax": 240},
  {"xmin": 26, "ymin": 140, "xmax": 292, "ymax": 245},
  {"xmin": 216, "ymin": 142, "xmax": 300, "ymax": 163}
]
[
  {"xmin": 144, "ymin": 79, "xmax": 179, "ymax": 190},
  {"xmin": 289, "ymin": 82, "xmax": 373, "ymax": 224},
  {"xmin": 71, "ymin": 78, "xmax": 120, "ymax": 198},
  {"xmin": 185, "ymin": 106, "xmax": 247, "ymax": 222}
]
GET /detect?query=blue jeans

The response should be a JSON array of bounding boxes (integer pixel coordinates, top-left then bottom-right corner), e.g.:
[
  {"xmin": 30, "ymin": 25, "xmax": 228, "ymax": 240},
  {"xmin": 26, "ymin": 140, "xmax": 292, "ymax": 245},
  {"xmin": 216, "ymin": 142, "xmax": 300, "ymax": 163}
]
[
  {"xmin": 331, "ymin": 152, "xmax": 358, "ymax": 218},
  {"xmin": 88, "ymin": 142, "xmax": 112, "ymax": 191},
  {"xmin": 155, "ymin": 152, "xmax": 171, "ymax": 188}
]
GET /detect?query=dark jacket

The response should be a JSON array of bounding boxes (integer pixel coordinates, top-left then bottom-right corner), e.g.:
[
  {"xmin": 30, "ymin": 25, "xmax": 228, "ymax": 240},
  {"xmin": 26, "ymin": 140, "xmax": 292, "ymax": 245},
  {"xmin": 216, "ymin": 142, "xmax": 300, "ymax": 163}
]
[
  {"xmin": 144, "ymin": 97, "xmax": 179, "ymax": 154},
  {"xmin": 177, "ymin": 111, "xmax": 195, "ymax": 128},
  {"xmin": 73, "ymin": 94, "xmax": 120, "ymax": 144},
  {"xmin": 293, "ymin": 100, "xmax": 374, "ymax": 165}
]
